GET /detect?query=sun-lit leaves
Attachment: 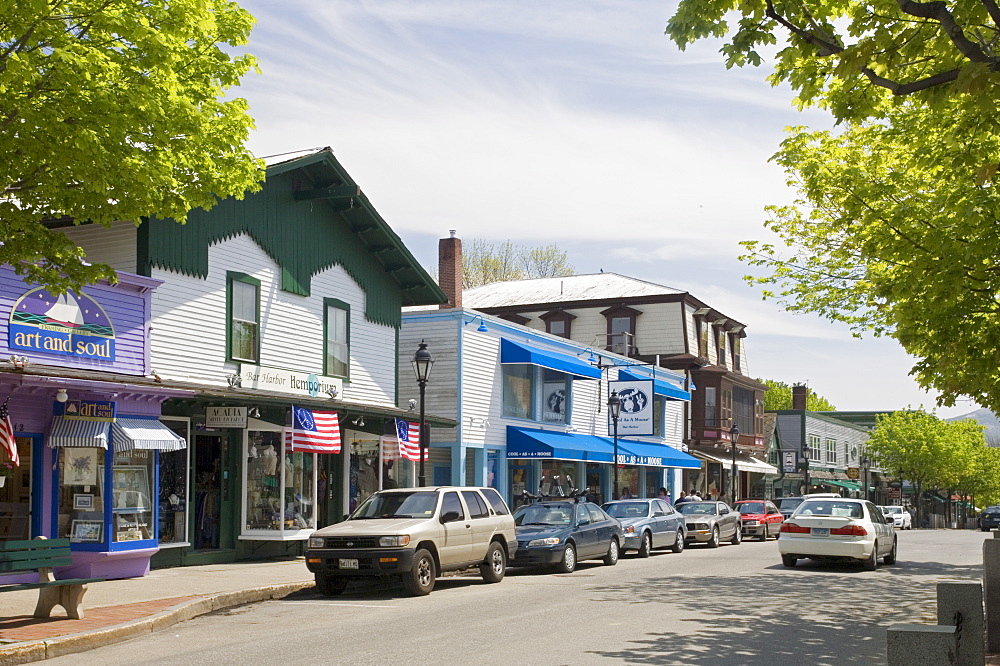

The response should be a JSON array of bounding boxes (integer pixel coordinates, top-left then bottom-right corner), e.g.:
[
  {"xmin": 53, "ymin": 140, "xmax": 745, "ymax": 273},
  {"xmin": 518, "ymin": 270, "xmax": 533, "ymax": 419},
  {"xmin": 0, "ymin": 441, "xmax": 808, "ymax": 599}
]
[{"xmin": 0, "ymin": 0, "xmax": 263, "ymax": 294}]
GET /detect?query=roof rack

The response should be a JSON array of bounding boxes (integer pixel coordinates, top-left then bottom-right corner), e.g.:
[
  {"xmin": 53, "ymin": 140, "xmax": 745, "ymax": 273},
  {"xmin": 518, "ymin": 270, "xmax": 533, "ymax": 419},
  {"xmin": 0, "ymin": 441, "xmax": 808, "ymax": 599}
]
[{"xmin": 521, "ymin": 489, "xmax": 588, "ymax": 504}]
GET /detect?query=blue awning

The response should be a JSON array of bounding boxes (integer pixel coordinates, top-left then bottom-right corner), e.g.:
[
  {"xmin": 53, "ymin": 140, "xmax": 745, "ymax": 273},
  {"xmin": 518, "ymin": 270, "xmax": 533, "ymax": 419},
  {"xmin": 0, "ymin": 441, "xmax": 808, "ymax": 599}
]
[
  {"xmin": 507, "ymin": 426, "xmax": 614, "ymax": 462},
  {"xmin": 617, "ymin": 440, "xmax": 701, "ymax": 468},
  {"xmin": 617, "ymin": 370, "xmax": 690, "ymax": 401},
  {"xmin": 500, "ymin": 339, "xmax": 602, "ymax": 380},
  {"xmin": 48, "ymin": 416, "xmax": 110, "ymax": 448}
]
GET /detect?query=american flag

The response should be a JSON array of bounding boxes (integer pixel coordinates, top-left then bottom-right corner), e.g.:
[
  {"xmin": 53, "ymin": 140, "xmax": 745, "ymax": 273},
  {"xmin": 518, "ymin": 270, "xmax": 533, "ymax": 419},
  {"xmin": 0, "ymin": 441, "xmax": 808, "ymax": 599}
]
[
  {"xmin": 0, "ymin": 397, "xmax": 18, "ymax": 467},
  {"xmin": 286, "ymin": 406, "xmax": 341, "ymax": 453},
  {"xmin": 395, "ymin": 419, "xmax": 426, "ymax": 462}
]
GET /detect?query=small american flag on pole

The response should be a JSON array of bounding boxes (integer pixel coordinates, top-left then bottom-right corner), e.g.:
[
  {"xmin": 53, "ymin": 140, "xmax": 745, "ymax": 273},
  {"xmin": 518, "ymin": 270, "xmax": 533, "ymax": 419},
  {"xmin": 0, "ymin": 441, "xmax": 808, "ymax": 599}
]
[
  {"xmin": 0, "ymin": 397, "xmax": 18, "ymax": 467},
  {"xmin": 395, "ymin": 419, "xmax": 425, "ymax": 462},
  {"xmin": 286, "ymin": 406, "xmax": 341, "ymax": 453}
]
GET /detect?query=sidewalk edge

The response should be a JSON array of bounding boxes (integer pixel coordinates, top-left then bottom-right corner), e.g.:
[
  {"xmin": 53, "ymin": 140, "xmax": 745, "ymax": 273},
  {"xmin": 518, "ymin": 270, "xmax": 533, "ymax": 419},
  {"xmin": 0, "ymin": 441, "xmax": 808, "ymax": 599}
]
[{"xmin": 0, "ymin": 581, "xmax": 313, "ymax": 665}]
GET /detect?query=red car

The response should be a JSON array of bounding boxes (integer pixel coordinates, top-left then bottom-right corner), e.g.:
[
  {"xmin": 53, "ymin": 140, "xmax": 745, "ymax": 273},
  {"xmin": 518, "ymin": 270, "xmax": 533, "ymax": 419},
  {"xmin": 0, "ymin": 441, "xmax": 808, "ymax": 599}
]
[{"xmin": 734, "ymin": 499, "xmax": 784, "ymax": 541}]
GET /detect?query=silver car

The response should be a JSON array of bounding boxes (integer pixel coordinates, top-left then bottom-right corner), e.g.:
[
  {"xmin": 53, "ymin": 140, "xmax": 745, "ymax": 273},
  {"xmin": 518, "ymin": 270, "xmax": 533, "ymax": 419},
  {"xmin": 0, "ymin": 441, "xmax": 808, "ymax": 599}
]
[
  {"xmin": 677, "ymin": 501, "xmax": 743, "ymax": 548},
  {"xmin": 602, "ymin": 499, "xmax": 686, "ymax": 557}
]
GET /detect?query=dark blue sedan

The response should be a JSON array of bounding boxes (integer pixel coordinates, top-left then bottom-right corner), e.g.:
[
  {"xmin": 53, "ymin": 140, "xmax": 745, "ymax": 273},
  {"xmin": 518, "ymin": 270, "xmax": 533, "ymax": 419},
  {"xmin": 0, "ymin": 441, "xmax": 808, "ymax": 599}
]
[{"xmin": 510, "ymin": 500, "xmax": 624, "ymax": 573}]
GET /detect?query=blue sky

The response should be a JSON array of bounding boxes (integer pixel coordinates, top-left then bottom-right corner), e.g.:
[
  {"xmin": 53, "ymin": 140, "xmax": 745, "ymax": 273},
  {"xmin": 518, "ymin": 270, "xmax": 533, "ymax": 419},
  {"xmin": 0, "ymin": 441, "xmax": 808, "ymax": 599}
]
[{"xmin": 235, "ymin": 0, "xmax": 980, "ymax": 418}]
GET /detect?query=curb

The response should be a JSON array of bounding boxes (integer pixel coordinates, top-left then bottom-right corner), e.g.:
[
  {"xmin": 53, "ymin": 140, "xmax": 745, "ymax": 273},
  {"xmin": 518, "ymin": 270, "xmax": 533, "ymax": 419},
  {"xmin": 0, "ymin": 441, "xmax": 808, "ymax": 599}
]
[{"xmin": 0, "ymin": 581, "xmax": 314, "ymax": 666}]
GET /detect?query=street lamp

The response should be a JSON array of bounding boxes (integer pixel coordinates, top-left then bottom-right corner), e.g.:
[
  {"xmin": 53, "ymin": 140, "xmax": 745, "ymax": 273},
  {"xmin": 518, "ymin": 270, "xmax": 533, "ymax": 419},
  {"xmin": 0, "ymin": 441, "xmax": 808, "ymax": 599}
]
[
  {"xmin": 862, "ymin": 455, "xmax": 871, "ymax": 502},
  {"xmin": 802, "ymin": 446, "xmax": 810, "ymax": 494},
  {"xmin": 411, "ymin": 340, "xmax": 434, "ymax": 487},
  {"xmin": 608, "ymin": 390, "xmax": 621, "ymax": 500},
  {"xmin": 729, "ymin": 424, "xmax": 740, "ymax": 503}
]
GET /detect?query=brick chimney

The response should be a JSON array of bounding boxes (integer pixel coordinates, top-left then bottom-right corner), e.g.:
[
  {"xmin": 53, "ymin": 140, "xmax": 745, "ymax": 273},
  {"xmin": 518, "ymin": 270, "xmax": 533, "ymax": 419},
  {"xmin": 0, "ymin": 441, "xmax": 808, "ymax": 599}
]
[
  {"xmin": 438, "ymin": 230, "xmax": 462, "ymax": 309},
  {"xmin": 792, "ymin": 383, "xmax": 808, "ymax": 411}
]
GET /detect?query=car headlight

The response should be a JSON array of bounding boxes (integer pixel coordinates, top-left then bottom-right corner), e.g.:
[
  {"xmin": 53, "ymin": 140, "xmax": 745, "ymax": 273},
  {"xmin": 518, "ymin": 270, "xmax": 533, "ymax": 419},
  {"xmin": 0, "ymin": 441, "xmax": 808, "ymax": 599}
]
[
  {"xmin": 624, "ymin": 526, "xmax": 635, "ymax": 534},
  {"xmin": 308, "ymin": 537, "xmax": 325, "ymax": 548},
  {"xmin": 744, "ymin": 519, "xmax": 759, "ymax": 526},
  {"xmin": 527, "ymin": 537, "xmax": 562, "ymax": 547},
  {"xmin": 692, "ymin": 523, "xmax": 709, "ymax": 531},
  {"xmin": 379, "ymin": 535, "xmax": 410, "ymax": 547}
]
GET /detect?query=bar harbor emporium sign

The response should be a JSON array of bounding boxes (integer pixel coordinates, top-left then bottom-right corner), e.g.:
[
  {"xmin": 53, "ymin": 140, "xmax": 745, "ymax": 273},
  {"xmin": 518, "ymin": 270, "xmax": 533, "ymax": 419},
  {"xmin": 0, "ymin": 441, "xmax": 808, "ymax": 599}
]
[
  {"xmin": 9, "ymin": 287, "xmax": 116, "ymax": 360},
  {"xmin": 238, "ymin": 365, "xmax": 343, "ymax": 399}
]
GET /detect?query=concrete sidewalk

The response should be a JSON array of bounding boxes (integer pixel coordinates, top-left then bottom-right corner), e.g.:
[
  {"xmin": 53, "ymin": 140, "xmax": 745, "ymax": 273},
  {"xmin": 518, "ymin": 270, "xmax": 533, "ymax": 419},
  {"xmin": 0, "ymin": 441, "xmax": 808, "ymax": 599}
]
[{"xmin": 0, "ymin": 558, "xmax": 315, "ymax": 665}]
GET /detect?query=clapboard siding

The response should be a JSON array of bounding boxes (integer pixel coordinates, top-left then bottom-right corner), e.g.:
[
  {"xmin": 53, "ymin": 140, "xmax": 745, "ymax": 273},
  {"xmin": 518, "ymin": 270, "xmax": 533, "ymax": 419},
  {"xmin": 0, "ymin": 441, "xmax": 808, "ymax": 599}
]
[
  {"xmin": 151, "ymin": 234, "xmax": 396, "ymax": 405},
  {"xmin": 57, "ymin": 221, "xmax": 138, "ymax": 274}
]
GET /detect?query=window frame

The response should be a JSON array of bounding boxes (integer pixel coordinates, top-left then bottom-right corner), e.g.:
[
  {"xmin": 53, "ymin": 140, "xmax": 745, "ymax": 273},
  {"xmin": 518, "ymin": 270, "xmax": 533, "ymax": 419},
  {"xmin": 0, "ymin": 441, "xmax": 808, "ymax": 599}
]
[
  {"xmin": 226, "ymin": 272, "xmax": 261, "ymax": 364},
  {"xmin": 540, "ymin": 309, "xmax": 575, "ymax": 339},
  {"xmin": 807, "ymin": 434, "xmax": 822, "ymax": 461},
  {"xmin": 323, "ymin": 298, "xmax": 351, "ymax": 380},
  {"xmin": 501, "ymin": 364, "xmax": 573, "ymax": 424},
  {"xmin": 825, "ymin": 438, "xmax": 838, "ymax": 463},
  {"xmin": 600, "ymin": 305, "xmax": 641, "ymax": 356}
]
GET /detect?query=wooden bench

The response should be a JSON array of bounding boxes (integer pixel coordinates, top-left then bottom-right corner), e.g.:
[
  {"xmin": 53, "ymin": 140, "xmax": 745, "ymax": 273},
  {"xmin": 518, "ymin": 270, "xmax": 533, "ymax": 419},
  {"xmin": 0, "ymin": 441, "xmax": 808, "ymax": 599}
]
[{"xmin": 0, "ymin": 536, "xmax": 104, "ymax": 619}]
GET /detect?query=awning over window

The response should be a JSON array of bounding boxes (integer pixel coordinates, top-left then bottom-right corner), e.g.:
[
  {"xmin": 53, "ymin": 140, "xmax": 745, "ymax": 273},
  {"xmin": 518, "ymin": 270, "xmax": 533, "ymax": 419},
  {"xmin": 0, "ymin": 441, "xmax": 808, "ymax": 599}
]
[
  {"xmin": 507, "ymin": 426, "xmax": 614, "ymax": 463},
  {"xmin": 617, "ymin": 440, "xmax": 701, "ymax": 469},
  {"xmin": 112, "ymin": 418, "xmax": 187, "ymax": 452},
  {"xmin": 48, "ymin": 416, "xmax": 110, "ymax": 448},
  {"xmin": 822, "ymin": 479, "xmax": 861, "ymax": 491},
  {"xmin": 616, "ymin": 370, "xmax": 691, "ymax": 401},
  {"xmin": 500, "ymin": 339, "xmax": 602, "ymax": 380},
  {"xmin": 736, "ymin": 456, "xmax": 779, "ymax": 474}
]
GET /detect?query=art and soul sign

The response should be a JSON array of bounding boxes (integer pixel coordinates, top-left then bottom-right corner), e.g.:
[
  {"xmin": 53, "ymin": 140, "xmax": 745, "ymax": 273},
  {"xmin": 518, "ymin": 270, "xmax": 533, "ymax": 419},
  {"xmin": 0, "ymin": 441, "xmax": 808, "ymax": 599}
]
[{"xmin": 8, "ymin": 287, "xmax": 117, "ymax": 360}]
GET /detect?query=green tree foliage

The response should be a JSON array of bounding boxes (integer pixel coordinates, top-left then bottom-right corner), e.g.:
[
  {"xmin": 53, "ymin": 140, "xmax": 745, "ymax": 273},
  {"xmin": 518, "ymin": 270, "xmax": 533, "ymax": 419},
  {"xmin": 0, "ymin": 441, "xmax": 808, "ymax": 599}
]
[
  {"xmin": 462, "ymin": 239, "xmax": 574, "ymax": 288},
  {"xmin": 1, "ymin": 0, "xmax": 263, "ymax": 294},
  {"xmin": 758, "ymin": 379, "xmax": 836, "ymax": 411}
]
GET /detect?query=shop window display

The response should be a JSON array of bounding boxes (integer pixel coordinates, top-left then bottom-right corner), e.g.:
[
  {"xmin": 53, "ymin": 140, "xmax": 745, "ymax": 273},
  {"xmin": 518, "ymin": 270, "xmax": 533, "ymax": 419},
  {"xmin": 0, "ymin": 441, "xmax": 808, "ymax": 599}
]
[
  {"xmin": 158, "ymin": 419, "xmax": 189, "ymax": 545},
  {"xmin": 0, "ymin": 437, "xmax": 31, "ymax": 541},
  {"xmin": 58, "ymin": 447, "xmax": 105, "ymax": 543},
  {"xmin": 539, "ymin": 461, "xmax": 579, "ymax": 496},
  {"xmin": 617, "ymin": 466, "xmax": 639, "ymax": 500},
  {"xmin": 244, "ymin": 430, "xmax": 316, "ymax": 535},
  {"xmin": 108, "ymin": 450, "xmax": 154, "ymax": 542}
]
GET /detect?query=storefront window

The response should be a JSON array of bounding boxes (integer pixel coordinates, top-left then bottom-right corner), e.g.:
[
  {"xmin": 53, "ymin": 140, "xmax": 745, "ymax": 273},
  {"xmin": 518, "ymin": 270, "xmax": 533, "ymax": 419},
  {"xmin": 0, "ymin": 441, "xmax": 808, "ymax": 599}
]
[
  {"xmin": 158, "ymin": 420, "xmax": 189, "ymax": 545},
  {"xmin": 1, "ymin": 436, "xmax": 32, "ymax": 541},
  {"xmin": 645, "ymin": 469, "xmax": 664, "ymax": 498},
  {"xmin": 58, "ymin": 447, "xmax": 106, "ymax": 544},
  {"xmin": 244, "ymin": 429, "xmax": 317, "ymax": 535},
  {"xmin": 539, "ymin": 461, "xmax": 579, "ymax": 496},
  {"xmin": 502, "ymin": 365, "xmax": 532, "ymax": 418},
  {"xmin": 110, "ymin": 449, "xmax": 154, "ymax": 542},
  {"xmin": 540, "ymin": 369, "xmax": 569, "ymax": 424},
  {"xmin": 586, "ymin": 463, "xmax": 605, "ymax": 505},
  {"xmin": 617, "ymin": 465, "xmax": 639, "ymax": 499},
  {"xmin": 349, "ymin": 437, "xmax": 380, "ymax": 512}
]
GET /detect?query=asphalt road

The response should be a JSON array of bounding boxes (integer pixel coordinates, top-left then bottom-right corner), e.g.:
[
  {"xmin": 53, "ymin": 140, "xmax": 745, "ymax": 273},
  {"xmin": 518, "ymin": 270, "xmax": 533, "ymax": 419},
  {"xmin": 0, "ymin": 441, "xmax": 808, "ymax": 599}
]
[{"xmin": 54, "ymin": 529, "xmax": 991, "ymax": 665}]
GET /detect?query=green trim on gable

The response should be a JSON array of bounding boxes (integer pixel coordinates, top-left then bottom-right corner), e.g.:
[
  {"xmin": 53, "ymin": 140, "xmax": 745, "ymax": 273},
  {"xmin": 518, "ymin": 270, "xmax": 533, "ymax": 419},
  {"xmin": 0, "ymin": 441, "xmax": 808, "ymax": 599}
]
[{"xmin": 142, "ymin": 149, "xmax": 445, "ymax": 328}]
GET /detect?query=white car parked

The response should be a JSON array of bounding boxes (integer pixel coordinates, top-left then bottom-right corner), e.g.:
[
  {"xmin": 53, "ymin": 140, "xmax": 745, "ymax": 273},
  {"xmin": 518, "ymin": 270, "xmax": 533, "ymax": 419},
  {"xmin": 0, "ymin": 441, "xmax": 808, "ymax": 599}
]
[
  {"xmin": 778, "ymin": 498, "xmax": 897, "ymax": 570},
  {"xmin": 879, "ymin": 505, "xmax": 913, "ymax": 530}
]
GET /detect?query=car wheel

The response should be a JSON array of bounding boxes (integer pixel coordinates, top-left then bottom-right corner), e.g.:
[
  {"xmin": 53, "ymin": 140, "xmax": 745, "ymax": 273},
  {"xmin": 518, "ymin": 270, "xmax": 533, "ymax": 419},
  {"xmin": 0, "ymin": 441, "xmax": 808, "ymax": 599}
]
[
  {"xmin": 480, "ymin": 542, "xmax": 506, "ymax": 583},
  {"xmin": 315, "ymin": 574, "xmax": 348, "ymax": 597},
  {"xmin": 862, "ymin": 542, "xmax": 878, "ymax": 571},
  {"xmin": 671, "ymin": 529, "xmax": 685, "ymax": 553},
  {"xmin": 759, "ymin": 525, "xmax": 768, "ymax": 542},
  {"xmin": 781, "ymin": 554, "xmax": 797, "ymax": 567},
  {"xmin": 556, "ymin": 543, "xmax": 577, "ymax": 573},
  {"xmin": 983, "ymin": 527, "xmax": 990, "ymax": 532},
  {"xmin": 883, "ymin": 538, "xmax": 897, "ymax": 565},
  {"xmin": 637, "ymin": 532, "xmax": 652, "ymax": 558},
  {"xmin": 402, "ymin": 549, "xmax": 436, "ymax": 596},
  {"xmin": 707, "ymin": 526, "xmax": 720, "ymax": 548},
  {"xmin": 731, "ymin": 525, "xmax": 742, "ymax": 545},
  {"xmin": 603, "ymin": 538, "xmax": 620, "ymax": 565}
]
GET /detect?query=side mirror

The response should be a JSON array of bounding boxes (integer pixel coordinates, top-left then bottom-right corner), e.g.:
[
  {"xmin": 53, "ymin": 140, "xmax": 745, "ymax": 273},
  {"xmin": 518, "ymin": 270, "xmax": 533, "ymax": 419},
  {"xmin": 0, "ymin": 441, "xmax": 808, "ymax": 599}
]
[
  {"xmin": 440, "ymin": 511, "xmax": 460, "ymax": 524},
  {"xmin": 653, "ymin": 511, "xmax": 665, "ymax": 517}
]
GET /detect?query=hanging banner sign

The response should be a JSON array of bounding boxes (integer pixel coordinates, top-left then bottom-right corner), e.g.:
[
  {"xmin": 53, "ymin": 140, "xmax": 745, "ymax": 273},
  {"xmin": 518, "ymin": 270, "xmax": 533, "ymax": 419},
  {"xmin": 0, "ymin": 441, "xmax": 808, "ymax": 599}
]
[
  {"xmin": 608, "ymin": 380, "xmax": 653, "ymax": 437},
  {"xmin": 9, "ymin": 287, "xmax": 116, "ymax": 360}
]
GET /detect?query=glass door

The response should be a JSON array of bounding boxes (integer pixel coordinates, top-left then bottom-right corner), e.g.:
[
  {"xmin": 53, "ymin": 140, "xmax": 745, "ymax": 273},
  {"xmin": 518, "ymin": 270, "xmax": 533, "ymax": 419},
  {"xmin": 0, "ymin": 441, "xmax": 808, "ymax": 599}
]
[
  {"xmin": 193, "ymin": 434, "xmax": 222, "ymax": 549},
  {"xmin": 0, "ymin": 436, "xmax": 32, "ymax": 541}
]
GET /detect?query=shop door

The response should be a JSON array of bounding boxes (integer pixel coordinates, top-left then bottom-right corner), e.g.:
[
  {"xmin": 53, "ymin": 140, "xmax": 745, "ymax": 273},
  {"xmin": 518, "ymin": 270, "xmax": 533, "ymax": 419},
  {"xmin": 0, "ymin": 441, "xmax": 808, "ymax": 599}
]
[
  {"xmin": 193, "ymin": 434, "xmax": 223, "ymax": 550},
  {"xmin": 0, "ymin": 436, "xmax": 32, "ymax": 541}
]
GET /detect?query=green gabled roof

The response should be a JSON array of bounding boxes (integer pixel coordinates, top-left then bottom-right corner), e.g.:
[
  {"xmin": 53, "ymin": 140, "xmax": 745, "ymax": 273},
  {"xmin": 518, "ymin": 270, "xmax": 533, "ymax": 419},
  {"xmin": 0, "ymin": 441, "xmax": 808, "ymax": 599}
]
[{"xmin": 141, "ymin": 147, "xmax": 446, "ymax": 328}]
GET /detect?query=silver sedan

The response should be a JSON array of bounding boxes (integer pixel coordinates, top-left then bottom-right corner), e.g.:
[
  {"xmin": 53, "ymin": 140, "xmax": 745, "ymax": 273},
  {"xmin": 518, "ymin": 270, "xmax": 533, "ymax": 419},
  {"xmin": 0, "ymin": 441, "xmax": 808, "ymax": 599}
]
[{"xmin": 677, "ymin": 501, "xmax": 743, "ymax": 548}]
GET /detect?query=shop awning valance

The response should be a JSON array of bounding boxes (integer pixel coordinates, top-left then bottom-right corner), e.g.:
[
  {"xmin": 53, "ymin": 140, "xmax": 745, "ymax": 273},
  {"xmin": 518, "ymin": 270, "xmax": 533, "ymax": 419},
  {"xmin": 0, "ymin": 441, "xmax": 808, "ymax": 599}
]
[
  {"xmin": 735, "ymin": 456, "xmax": 779, "ymax": 474},
  {"xmin": 112, "ymin": 418, "xmax": 187, "ymax": 452},
  {"xmin": 617, "ymin": 440, "xmax": 701, "ymax": 469},
  {"xmin": 507, "ymin": 426, "xmax": 614, "ymax": 463},
  {"xmin": 822, "ymin": 479, "xmax": 861, "ymax": 491},
  {"xmin": 616, "ymin": 370, "xmax": 690, "ymax": 401},
  {"xmin": 500, "ymin": 339, "xmax": 602, "ymax": 380},
  {"xmin": 48, "ymin": 416, "xmax": 110, "ymax": 448}
]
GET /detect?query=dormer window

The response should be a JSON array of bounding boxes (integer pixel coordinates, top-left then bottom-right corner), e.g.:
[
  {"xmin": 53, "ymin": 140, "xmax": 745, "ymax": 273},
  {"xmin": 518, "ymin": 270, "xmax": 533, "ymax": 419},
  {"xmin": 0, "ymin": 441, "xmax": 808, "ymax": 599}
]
[
  {"xmin": 540, "ymin": 309, "xmax": 575, "ymax": 339},
  {"xmin": 600, "ymin": 305, "xmax": 641, "ymax": 356}
]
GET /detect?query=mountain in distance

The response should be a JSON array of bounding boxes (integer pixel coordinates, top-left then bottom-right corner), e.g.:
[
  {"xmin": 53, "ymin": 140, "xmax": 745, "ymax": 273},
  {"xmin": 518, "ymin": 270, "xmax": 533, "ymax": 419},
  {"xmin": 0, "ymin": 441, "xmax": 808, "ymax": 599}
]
[{"xmin": 947, "ymin": 408, "xmax": 1000, "ymax": 445}]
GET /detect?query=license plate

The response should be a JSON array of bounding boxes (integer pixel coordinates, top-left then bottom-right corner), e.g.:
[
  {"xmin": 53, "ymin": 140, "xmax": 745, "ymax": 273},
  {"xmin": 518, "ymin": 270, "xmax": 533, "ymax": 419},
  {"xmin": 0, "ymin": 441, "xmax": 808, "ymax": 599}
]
[
  {"xmin": 339, "ymin": 558, "xmax": 359, "ymax": 569},
  {"xmin": 812, "ymin": 527, "xmax": 829, "ymax": 536}
]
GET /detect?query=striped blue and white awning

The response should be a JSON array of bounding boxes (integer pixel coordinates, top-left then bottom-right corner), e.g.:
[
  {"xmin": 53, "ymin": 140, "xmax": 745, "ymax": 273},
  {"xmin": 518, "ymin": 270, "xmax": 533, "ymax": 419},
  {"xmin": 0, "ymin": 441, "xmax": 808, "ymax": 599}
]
[
  {"xmin": 48, "ymin": 416, "xmax": 111, "ymax": 448},
  {"xmin": 112, "ymin": 418, "xmax": 187, "ymax": 452}
]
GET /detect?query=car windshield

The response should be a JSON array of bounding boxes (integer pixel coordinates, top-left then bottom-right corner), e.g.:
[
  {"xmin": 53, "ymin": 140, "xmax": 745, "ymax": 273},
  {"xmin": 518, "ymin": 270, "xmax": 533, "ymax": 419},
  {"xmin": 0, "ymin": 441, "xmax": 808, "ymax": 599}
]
[
  {"xmin": 514, "ymin": 504, "xmax": 574, "ymax": 526},
  {"xmin": 796, "ymin": 500, "xmax": 863, "ymax": 518},
  {"xmin": 602, "ymin": 502, "xmax": 650, "ymax": 519},
  {"xmin": 736, "ymin": 502, "xmax": 766, "ymax": 514},
  {"xmin": 778, "ymin": 498, "xmax": 803, "ymax": 511},
  {"xmin": 883, "ymin": 507, "xmax": 902, "ymax": 515},
  {"xmin": 351, "ymin": 491, "xmax": 438, "ymax": 519},
  {"xmin": 677, "ymin": 502, "xmax": 718, "ymax": 515}
]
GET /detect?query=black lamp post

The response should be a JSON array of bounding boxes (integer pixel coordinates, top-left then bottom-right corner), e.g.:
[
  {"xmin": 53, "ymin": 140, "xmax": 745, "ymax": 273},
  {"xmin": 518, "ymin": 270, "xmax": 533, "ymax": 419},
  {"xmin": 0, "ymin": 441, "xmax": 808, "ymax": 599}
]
[
  {"xmin": 802, "ymin": 446, "xmax": 810, "ymax": 494},
  {"xmin": 898, "ymin": 468, "xmax": 905, "ymax": 506},
  {"xmin": 862, "ymin": 456, "xmax": 871, "ymax": 502},
  {"xmin": 411, "ymin": 340, "xmax": 434, "ymax": 487},
  {"xmin": 608, "ymin": 390, "xmax": 621, "ymax": 500},
  {"xmin": 729, "ymin": 424, "xmax": 740, "ymax": 502}
]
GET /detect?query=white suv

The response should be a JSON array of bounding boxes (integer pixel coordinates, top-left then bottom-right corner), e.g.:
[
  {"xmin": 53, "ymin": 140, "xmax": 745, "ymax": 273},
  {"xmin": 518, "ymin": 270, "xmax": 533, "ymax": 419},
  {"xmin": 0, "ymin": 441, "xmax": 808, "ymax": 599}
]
[{"xmin": 306, "ymin": 487, "xmax": 517, "ymax": 596}]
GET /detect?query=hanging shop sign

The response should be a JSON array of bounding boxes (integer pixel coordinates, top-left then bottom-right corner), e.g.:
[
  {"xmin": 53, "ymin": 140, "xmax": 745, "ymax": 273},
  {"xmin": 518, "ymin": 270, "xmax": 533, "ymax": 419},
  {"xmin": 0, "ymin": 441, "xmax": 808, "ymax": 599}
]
[
  {"xmin": 782, "ymin": 451, "xmax": 798, "ymax": 474},
  {"xmin": 57, "ymin": 400, "xmax": 117, "ymax": 422},
  {"xmin": 846, "ymin": 467, "xmax": 860, "ymax": 480},
  {"xmin": 238, "ymin": 365, "xmax": 343, "ymax": 399},
  {"xmin": 206, "ymin": 406, "xmax": 248, "ymax": 428},
  {"xmin": 9, "ymin": 287, "xmax": 117, "ymax": 360},
  {"xmin": 608, "ymin": 380, "xmax": 653, "ymax": 437}
]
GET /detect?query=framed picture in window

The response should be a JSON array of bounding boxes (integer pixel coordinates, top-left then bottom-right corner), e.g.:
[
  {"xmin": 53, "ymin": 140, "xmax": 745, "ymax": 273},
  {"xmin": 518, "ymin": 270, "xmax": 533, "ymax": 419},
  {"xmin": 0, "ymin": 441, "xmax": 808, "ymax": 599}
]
[
  {"xmin": 70, "ymin": 520, "xmax": 103, "ymax": 542},
  {"xmin": 73, "ymin": 493, "xmax": 94, "ymax": 510}
]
